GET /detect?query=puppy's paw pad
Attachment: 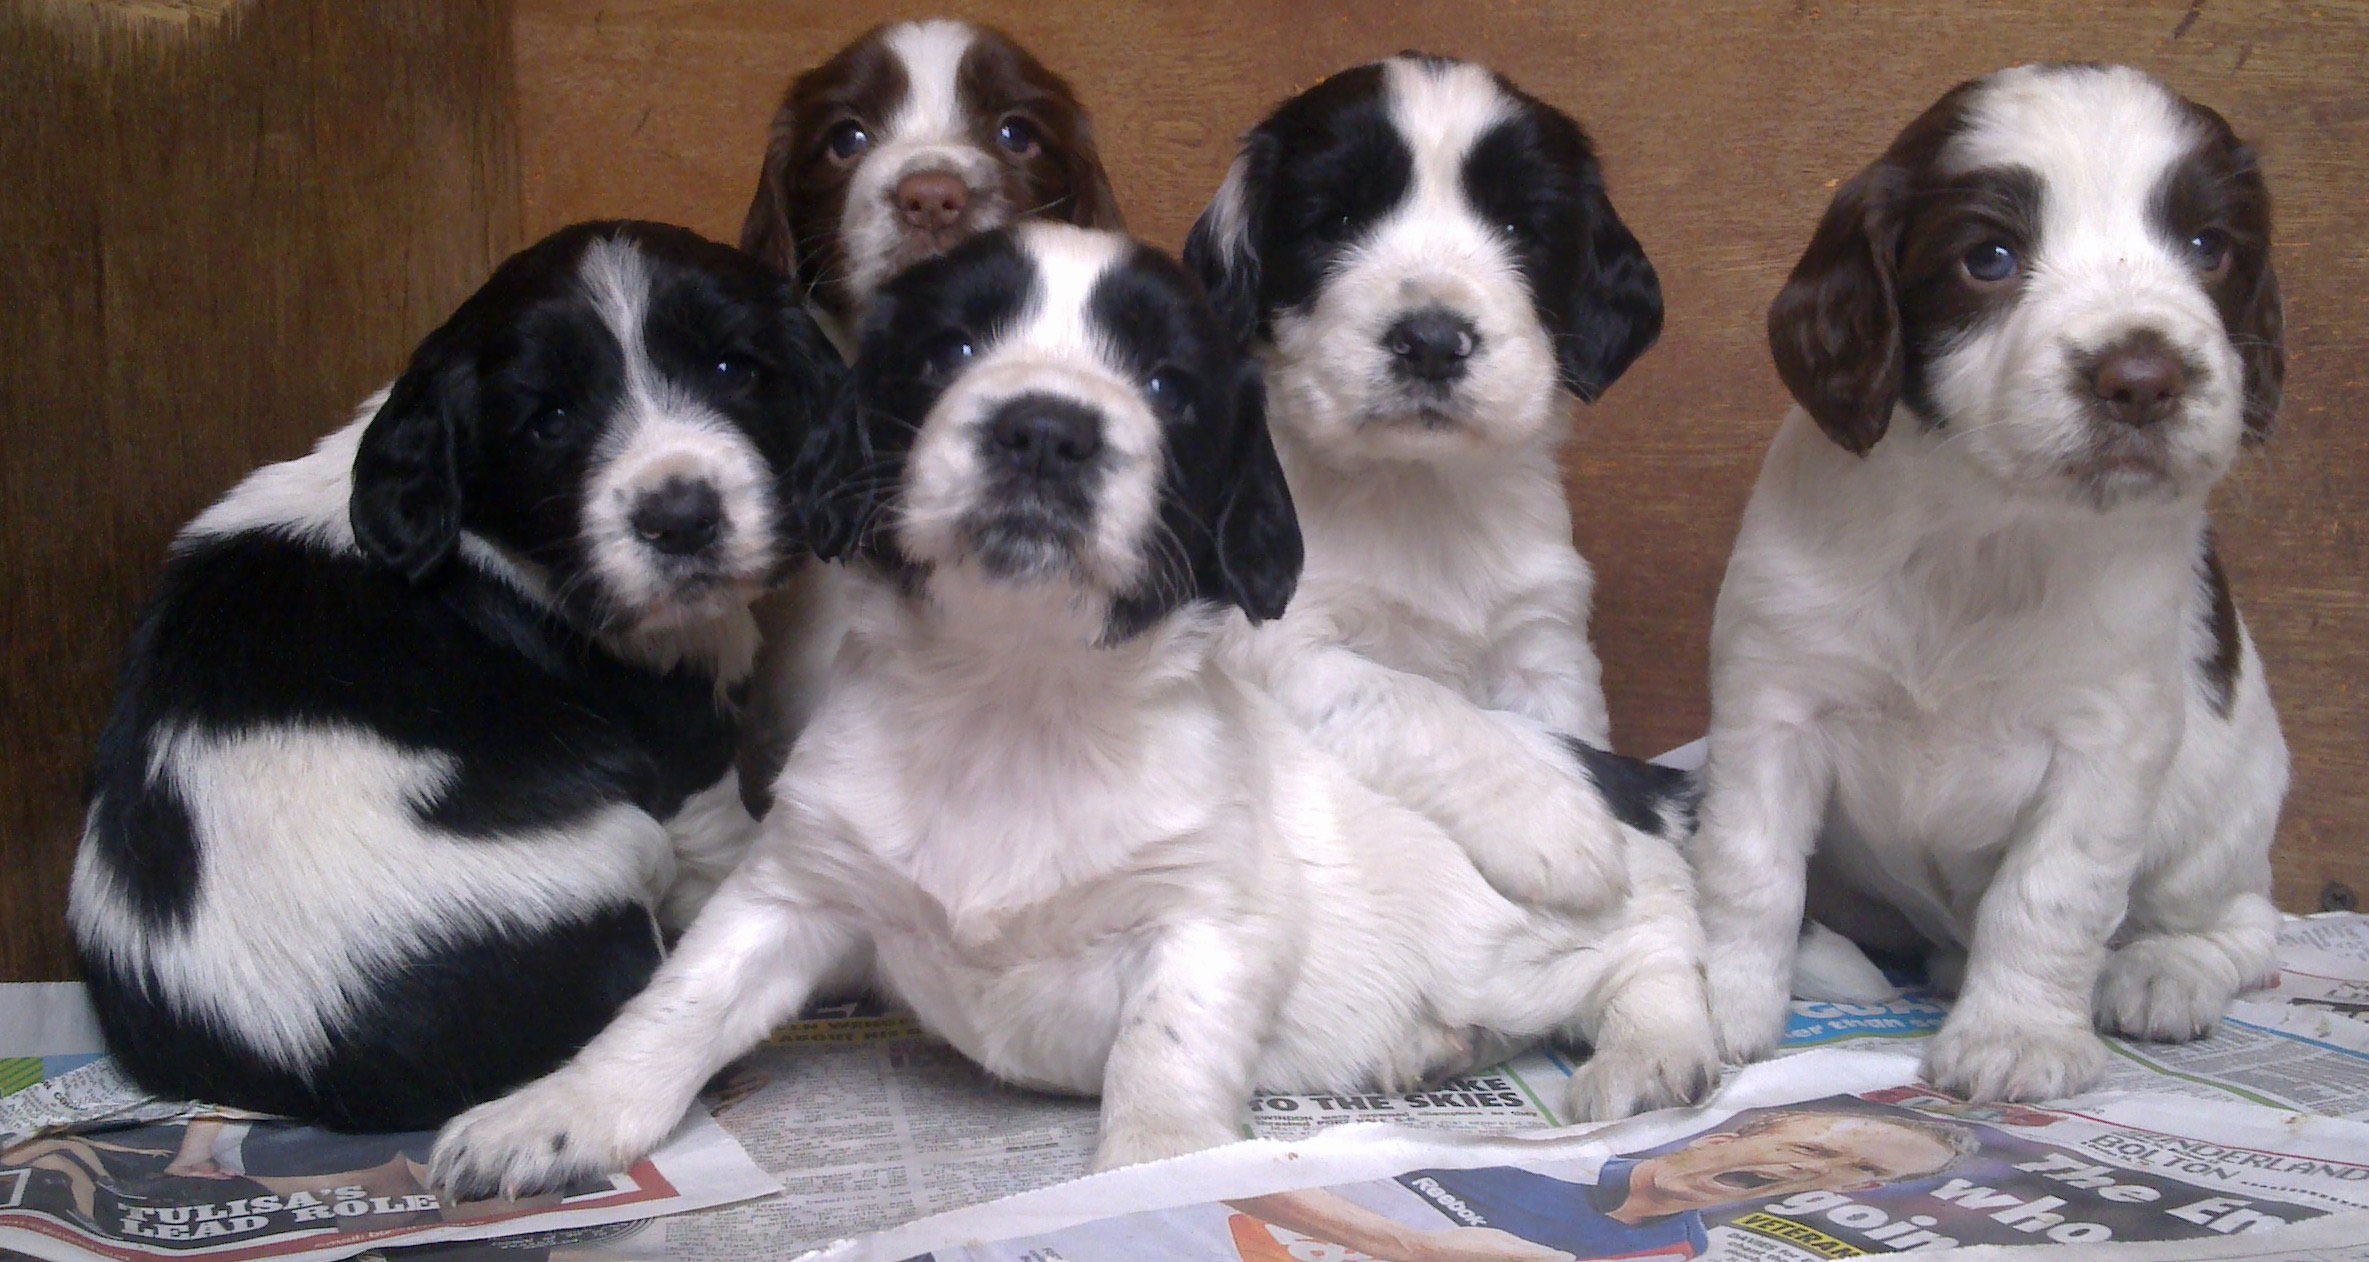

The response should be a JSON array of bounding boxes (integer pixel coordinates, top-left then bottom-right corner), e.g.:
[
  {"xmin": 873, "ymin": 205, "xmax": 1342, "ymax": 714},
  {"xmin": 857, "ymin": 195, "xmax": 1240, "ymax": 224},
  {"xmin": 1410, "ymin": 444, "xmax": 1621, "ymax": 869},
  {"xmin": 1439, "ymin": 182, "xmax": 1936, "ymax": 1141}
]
[
  {"xmin": 2095, "ymin": 938, "xmax": 2237, "ymax": 1042},
  {"xmin": 1923, "ymin": 1018, "xmax": 2106, "ymax": 1103}
]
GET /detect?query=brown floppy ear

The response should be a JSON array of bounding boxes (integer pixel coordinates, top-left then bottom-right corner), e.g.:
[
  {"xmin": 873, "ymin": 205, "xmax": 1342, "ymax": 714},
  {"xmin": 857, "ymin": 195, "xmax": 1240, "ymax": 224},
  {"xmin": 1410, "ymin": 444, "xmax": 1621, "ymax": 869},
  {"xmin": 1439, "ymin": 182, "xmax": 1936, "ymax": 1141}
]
[
  {"xmin": 1767, "ymin": 159, "xmax": 1909, "ymax": 455},
  {"xmin": 739, "ymin": 93, "xmax": 800, "ymax": 276},
  {"xmin": 2237, "ymin": 259, "xmax": 2283, "ymax": 442},
  {"xmin": 1056, "ymin": 112, "xmax": 1124, "ymax": 231}
]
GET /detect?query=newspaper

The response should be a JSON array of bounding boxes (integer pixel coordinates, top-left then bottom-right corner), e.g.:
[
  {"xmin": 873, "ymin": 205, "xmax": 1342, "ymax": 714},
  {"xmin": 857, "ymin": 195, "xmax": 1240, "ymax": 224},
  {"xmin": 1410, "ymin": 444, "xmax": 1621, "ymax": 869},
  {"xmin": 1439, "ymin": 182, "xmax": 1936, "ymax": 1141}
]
[
  {"xmin": 14, "ymin": 916, "xmax": 2369, "ymax": 1261},
  {"xmin": 0, "ymin": 988, "xmax": 778, "ymax": 1262},
  {"xmin": 812, "ymin": 1047, "xmax": 2369, "ymax": 1261}
]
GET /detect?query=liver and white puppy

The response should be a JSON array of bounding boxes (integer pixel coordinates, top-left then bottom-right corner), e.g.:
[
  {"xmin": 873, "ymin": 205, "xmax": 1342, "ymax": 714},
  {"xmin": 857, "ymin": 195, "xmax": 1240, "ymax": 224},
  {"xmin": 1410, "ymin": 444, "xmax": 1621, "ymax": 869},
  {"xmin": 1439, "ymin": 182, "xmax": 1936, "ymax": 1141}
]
[
  {"xmin": 738, "ymin": 18, "xmax": 1122, "ymax": 802},
  {"xmin": 69, "ymin": 221, "xmax": 843, "ymax": 1130},
  {"xmin": 430, "ymin": 224, "xmax": 1713, "ymax": 1197},
  {"xmin": 1185, "ymin": 55, "xmax": 1687, "ymax": 916},
  {"xmin": 1693, "ymin": 64, "xmax": 2288, "ymax": 1101},
  {"xmin": 739, "ymin": 17, "xmax": 1121, "ymax": 341}
]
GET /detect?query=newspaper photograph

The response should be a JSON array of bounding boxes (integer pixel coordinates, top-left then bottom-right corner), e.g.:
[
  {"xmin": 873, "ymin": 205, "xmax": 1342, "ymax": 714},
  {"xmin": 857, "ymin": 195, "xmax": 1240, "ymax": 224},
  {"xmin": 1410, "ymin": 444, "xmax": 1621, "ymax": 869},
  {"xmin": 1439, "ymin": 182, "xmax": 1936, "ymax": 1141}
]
[{"xmin": 857, "ymin": 1053, "xmax": 2369, "ymax": 1262}]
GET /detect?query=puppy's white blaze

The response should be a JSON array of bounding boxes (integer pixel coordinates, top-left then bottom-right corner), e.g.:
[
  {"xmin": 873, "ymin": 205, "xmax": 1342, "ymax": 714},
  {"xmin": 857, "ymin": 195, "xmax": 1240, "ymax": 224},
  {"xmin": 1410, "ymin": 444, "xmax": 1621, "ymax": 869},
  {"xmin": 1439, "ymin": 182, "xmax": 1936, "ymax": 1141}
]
[
  {"xmin": 69, "ymin": 724, "xmax": 667, "ymax": 1070},
  {"xmin": 837, "ymin": 20, "xmax": 1006, "ymax": 306},
  {"xmin": 883, "ymin": 20, "xmax": 977, "ymax": 150},
  {"xmin": 901, "ymin": 226, "xmax": 1163, "ymax": 599},
  {"xmin": 1920, "ymin": 66, "xmax": 2249, "ymax": 504},
  {"xmin": 1267, "ymin": 58, "xmax": 1559, "ymax": 462},
  {"xmin": 575, "ymin": 238, "xmax": 774, "ymax": 680}
]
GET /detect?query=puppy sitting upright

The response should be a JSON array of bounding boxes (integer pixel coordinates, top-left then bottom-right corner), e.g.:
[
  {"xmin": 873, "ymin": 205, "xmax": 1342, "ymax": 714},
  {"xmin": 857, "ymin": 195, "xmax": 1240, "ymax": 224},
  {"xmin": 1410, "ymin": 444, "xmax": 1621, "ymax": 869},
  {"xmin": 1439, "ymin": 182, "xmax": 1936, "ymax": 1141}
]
[
  {"xmin": 431, "ymin": 224, "xmax": 1715, "ymax": 1197},
  {"xmin": 69, "ymin": 221, "xmax": 842, "ymax": 1130},
  {"xmin": 737, "ymin": 18, "xmax": 1122, "ymax": 799},
  {"xmin": 1185, "ymin": 56, "xmax": 1683, "ymax": 916},
  {"xmin": 1693, "ymin": 65, "xmax": 2288, "ymax": 1101}
]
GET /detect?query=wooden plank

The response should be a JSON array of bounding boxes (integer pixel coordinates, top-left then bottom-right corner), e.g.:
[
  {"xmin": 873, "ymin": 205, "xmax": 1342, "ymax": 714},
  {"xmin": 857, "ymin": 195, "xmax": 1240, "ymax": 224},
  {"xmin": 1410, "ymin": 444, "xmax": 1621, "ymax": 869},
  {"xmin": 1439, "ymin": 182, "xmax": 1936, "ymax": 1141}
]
[
  {"xmin": 0, "ymin": 1, "xmax": 521, "ymax": 979},
  {"xmin": 515, "ymin": 0, "xmax": 2369, "ymax": 915}
]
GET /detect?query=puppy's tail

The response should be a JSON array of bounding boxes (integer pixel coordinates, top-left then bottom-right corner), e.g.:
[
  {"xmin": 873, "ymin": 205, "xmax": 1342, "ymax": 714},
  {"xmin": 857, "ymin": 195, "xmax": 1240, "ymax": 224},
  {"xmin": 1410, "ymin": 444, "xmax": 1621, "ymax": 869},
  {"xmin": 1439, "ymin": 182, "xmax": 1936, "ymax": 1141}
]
[{"xmin": 1557, "ymin": 736, "xmax": 1702, "ymax": 840}]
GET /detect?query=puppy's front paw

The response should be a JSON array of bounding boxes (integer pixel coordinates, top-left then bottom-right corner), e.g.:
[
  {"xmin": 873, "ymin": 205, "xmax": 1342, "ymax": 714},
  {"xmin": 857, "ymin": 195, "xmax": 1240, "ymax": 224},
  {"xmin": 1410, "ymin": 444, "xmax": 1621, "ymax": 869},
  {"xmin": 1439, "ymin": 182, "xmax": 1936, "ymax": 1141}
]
[
  {"xmin": 1091, "ymin": 1114, "xmax": 1238, "ymax": 1173},
  {"xmin": 1563, "ymin": 1034, "xmax": 1720, "ymax": 1123},
  {"xmin": 430, "ymin": 1066, "xmax": 683, "ymax": 1201},
  {"xmin": 1705, "ymin": 944, "xmax": 1791, "ymax": 1065},
  {"xmin": 1923, "ymin": 1014, "xmax": 2107, "ymax": 1103},
  {"xmin": 2095, "ymin": 936, "xmax": 2240, "ymax": 1042}
]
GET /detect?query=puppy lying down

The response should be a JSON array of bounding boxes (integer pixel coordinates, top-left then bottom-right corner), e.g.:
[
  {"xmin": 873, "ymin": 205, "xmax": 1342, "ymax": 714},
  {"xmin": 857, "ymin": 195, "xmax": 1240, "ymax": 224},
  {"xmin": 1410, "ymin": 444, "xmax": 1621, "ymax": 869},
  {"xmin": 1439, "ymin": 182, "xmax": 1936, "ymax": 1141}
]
[{"xmin": 431, "ymin": 224, "xmax": 1711, "ymax": 1195}]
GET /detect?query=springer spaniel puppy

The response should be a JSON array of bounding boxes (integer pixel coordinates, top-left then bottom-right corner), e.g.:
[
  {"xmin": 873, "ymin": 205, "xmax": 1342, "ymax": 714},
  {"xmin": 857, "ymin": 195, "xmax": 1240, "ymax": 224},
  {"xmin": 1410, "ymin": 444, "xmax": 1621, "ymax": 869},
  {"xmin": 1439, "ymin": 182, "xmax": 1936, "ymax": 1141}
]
[
  {"xmin": 737, "ymin": 18, "xmax": 1122, "ymax": 802},
  {"xmin": 1693, "ymin": 64, "xmax": 2288, "ymax": 1102},
  {"xmin": 738, "ymin": 17, "xmax": 1121, "ymax": 340},
  {"xmin": 68, "ymin": 221, "xmax": 843, "ymax": 1130},
  {"xmin": 429, "ymin": 224, "xmax": 1714, "ymax": 1197},
  {"xmin": 1184, "ymin": 56, "xmax": 1687, "ymax": 918}
]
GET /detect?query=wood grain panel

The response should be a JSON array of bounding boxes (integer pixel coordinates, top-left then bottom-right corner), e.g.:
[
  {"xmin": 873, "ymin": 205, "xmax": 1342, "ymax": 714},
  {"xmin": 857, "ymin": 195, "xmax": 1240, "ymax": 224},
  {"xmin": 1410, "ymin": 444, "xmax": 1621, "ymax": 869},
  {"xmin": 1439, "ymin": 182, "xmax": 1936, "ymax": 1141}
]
[
  {"xmin": 515, "ymin": 0, "xmax": 2369, "ymax": 914},
  {"xmin": 0, "ymin": 1, "xmax": 521, "ymax": 979}
]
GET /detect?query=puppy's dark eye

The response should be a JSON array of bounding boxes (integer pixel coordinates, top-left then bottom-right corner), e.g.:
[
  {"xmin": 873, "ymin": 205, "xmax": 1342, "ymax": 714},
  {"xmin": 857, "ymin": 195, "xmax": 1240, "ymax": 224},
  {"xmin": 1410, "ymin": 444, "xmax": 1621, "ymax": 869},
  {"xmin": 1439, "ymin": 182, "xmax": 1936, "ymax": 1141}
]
[
  {"xmin": 1498, "ymin": 221, "xmax": 1526, "ymax": 242},
  {"xmin": 995, "ymin": 116, "xmax": 1041, "ymax": 156},
  {"xmin": 2186, "ymin": 228, "xmax": 2231, "ymax": 276},
  {"xmin": 526, "ymin": 404, "xmax": 573, "ymax": 444},
  {"xmin": 1961, "ymin": 241, "xmax": 2019, "ymax": 286},
  {"xmin": 1322, "ymin": 213, "xmax": 1355, "ymax": 242},
  {"xmin": 825, "ymin": 121, "xmax": 871, "ymax": 162},
  {"xmin": 1146, "ymin": 367, "xmax": 1193, "ymax": 411},
  {"xmin": 711, "ymin": 355, "xmax": 761, "ymax": 390},
  {"xmin": 923, "ymin": 333, "xmax": 976, "ymax": 378}
]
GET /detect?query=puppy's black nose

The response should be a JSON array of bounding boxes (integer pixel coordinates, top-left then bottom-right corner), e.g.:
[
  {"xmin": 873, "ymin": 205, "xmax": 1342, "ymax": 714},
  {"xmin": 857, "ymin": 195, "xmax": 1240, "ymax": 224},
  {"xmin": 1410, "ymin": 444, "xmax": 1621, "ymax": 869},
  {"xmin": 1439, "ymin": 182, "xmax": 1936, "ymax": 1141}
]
[
  {"xmin": 1383, "ymin": 308, "xmax": 1480, "ymax": 384},
  {"xmin": 989, "ymin": 396, "xmax": 1102, "ymax": 474},
  {"xmin": 631, "ymin": 478, "xmax": 724, "ymax": 556},
  {"xmin": 2091, "ymin": 339, "xmax": 2187, "ymax": 427}
]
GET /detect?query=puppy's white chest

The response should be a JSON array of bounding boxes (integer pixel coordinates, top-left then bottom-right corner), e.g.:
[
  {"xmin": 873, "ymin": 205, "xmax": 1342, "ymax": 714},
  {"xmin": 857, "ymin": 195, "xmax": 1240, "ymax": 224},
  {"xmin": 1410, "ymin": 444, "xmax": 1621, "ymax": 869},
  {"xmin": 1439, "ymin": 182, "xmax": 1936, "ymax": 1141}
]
[{"xmin": 868, "ymin": 911, "xmax": 1135, "ymax": 1096}]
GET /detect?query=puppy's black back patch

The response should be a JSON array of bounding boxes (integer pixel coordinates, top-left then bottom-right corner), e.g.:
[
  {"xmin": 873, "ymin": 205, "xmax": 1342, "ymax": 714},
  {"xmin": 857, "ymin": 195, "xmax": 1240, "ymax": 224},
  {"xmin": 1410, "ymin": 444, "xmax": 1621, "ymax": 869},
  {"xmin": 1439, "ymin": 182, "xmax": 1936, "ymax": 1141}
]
[
  {"xmin": 82, "ymin": 900, "xmax": 662, "ymax": 1132},
  {"xmin": 1559, "ymin": 736, "xmax": 1698, "ymax": 836}
]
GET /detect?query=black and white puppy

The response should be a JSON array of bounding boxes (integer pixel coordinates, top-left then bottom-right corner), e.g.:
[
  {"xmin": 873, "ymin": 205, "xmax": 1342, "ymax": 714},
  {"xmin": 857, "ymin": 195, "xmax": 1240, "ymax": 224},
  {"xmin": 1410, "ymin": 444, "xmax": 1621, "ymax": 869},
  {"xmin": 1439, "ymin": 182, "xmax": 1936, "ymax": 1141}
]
[
  {"xmin": 430, "ymin": 224, "xmax": 1714, "ymax": 1197},
  {"xmin": 1693, "ymin": 64, "xmax": 2289, "ymax": 1102},
  {"xmin": 68, "ymin": 221, "xmax": 843, "ymax": 1130},
  {"xmin": 1186, "ymin": 55, "xmax": 1686, "ymax": 917},
  {"xmin": 737, "ymin": 17, "xmax": 1123, "ymax": 806}
]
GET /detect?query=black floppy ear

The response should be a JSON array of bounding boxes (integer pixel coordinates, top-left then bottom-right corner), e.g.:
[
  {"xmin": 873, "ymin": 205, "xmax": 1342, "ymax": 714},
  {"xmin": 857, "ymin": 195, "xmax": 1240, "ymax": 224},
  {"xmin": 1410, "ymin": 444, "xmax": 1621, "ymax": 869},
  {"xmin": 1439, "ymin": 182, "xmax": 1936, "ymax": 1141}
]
[
  {"xmin": 1182, "ymin": 137, "xmax": 1274, "ymax": 347},
  {"xmin": 1767, "ymin": 160, "xmax": 1908, "ymax": 455},
  {"xmin": 1202, "ymin": 364, "xmax": 1302, "ymax": 622},
  {"xmin": 790, "ymin": 367, "xmax": 877, "ymax": 563},
  {"xmin": 739, "ymin": 95, "xmax": 800, "ymax": 278},
  {"xmin": 351, "ymin": 352, "xmax": 468, "ymax": 583},
  {"xmin": 1556, "ymin": 179, "xmax": 1664, "ymax": 402}
]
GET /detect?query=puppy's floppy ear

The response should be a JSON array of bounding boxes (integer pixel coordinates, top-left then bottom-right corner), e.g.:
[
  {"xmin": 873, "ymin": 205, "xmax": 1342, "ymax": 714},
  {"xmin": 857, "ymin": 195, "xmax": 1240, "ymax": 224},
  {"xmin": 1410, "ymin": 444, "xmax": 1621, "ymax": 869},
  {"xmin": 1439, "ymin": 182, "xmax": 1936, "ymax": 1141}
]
[
  {"xmin": 1056, "ymin": 114, "xmax": 1126, "ymax": 232},
  {"xmin": 739, "ymin": 93, "xmax": 801, "ymax": 278},
  {"xmin": 1556, "ymin": 175, "xmax": 1664, "ymax": 402},
  {"xmin": 790, "ymin": 362, "xmax": 878, "ymax": 564},
  {"xmin": 1767, "ymin": 159, "xmax": 1909, "ymax": 455},
  {"xmin": 2224, "ymin": 146, "xmax": 2284, "ymax": 443},
  {"xmin": 351, "ymin": 344, "xmax": 471, "ymax": 583},
  {"xmin": 1200, "ymin": 362, "xmax": 1302, "ymax": 622},
  {"xmin": 1182, "ymin": 136, "xmax": 1275, "ymax": 347}
]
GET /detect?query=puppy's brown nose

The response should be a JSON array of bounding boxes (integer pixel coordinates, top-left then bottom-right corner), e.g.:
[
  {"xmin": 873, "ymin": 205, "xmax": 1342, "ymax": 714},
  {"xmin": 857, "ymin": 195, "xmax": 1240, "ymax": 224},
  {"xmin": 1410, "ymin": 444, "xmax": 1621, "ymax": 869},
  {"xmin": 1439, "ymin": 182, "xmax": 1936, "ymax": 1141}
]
[
  {"xmin": 896, "ymin": 172, "xmax": 970, "ymax": 232},
  {"xmin": 2091, "ymin": 343, "xmax": 2186, "ymax": 427}
]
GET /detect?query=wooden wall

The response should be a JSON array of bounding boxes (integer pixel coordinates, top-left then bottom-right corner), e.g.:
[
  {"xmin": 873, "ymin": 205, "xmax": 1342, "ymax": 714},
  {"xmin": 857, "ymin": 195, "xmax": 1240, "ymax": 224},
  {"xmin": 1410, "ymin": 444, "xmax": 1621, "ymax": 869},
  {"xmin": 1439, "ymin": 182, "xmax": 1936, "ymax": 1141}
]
[
  {"xmin": 2, "ymin": 1, "xmax": 2362, "ymax": 979},
  {"xmin": 0, "ymin": 1, "xmax": 520, "ymax": 979},
  {"xmin": 513, "ymin": 0, "xmax": 2368, "ymax": 912}
]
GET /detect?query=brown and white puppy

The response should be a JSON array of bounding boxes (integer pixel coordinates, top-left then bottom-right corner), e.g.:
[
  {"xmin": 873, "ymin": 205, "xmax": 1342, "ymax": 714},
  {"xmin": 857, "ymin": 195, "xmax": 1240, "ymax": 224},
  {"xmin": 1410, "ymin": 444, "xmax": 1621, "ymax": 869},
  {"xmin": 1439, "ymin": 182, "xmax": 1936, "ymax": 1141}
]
[
  {"xmin": 739, "ymin": 17, "xmax": 1122, "ymax": 342},
  {"xmin": 738, "ymin": 18, "xmax": 1124, "ymax": 803},
  {"xmin": 1693, "ymin": 64, "xmax": 2288, "ymax": 1102}
]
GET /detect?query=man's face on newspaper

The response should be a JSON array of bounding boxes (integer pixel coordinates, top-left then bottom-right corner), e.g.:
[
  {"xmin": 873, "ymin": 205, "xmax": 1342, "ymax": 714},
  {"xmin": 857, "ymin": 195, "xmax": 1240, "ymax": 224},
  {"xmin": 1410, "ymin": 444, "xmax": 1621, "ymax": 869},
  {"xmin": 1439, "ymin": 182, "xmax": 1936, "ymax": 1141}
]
[{"xmin": 1635, "ymin": 1113, "xmax": 1955, "ymax": 1208}]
